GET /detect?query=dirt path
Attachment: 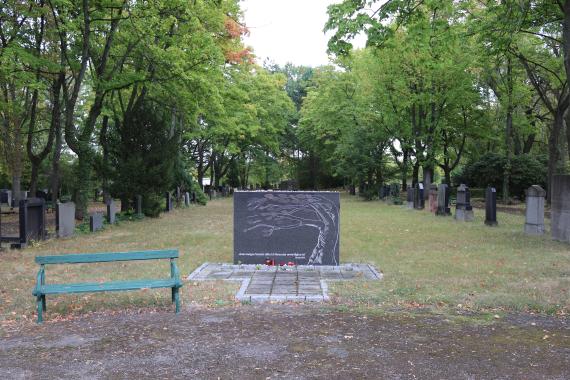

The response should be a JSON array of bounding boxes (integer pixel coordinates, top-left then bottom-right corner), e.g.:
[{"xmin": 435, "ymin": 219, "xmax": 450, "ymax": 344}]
[{"xmin": 1, "ymin": 305, "xmax": 568, "ymax": 379}]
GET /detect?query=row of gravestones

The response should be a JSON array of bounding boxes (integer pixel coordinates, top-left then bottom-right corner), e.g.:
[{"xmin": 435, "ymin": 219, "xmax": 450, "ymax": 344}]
[
  {"xmin": 0, "ymin": 190, "xmax": 30, "ymax": 208},
  {"xmin": 165, "ymin": 191, "xmax": 196, "ymax": 212},
  {"xmin": 1, "ymin": 189, "xmax": 199, "ymax": 249},
  {"xmin": 404, "ymin": 175, "xmax": 570, "ymax": 242}
]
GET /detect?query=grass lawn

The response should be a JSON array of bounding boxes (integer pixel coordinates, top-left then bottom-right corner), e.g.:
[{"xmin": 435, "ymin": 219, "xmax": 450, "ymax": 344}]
[{"xmin": 0, "ymin": 194, "xmax": 568, "ymax": 327}]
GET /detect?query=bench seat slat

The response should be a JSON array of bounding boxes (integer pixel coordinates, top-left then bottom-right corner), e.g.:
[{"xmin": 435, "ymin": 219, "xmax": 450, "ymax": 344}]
[
  {"xmin": 35, "ymin": 249, "xmax": 178, "ymax": 265},
  {"xmin": 34, "ymin": 279, "xmax": 181, "ymax": 295}
]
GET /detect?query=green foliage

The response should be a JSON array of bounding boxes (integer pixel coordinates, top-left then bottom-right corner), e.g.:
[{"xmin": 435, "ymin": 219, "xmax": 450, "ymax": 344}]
[
  {"xmin": 142, "ymin": 194, "xmax": 163, "ymax": 218},
  {"xmin": 455, "ymin": 153, "xmax": 547, "ymax": 199},
  {"xmin": 109, "ymin": 100, "xmax": 179, "ymax": 210}
]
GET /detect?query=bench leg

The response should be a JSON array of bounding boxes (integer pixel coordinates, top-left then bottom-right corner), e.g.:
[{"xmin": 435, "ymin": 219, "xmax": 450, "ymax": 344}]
[
  {"xmin": 173, "ymin": 287, "xmax": 180, "ymax": 314},
  {"xmin": 171, "ymin": 287, "xmax": 175, "ymax": 303},
  {"xmin": 42, "ymin": 295, "xmax": 46, "ymax": 312},
  {"xmin": 36, "ymin": 296, "xmax": 43, "ymax": 324}
]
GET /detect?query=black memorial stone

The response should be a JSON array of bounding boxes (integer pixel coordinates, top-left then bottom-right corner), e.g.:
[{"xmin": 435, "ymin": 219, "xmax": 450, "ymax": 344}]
[
  {"xmin": 165, "ymin": 192, "xmax": 173, "ymax": 212},
  {"xmin": 414, "ymin": 183, "xmax": 425, "ymax": 210},
  {"xmin": 18, "ymin": 198, "xmax": 46, "ymax": 248},
  {"xmin": 234, "ymin": 191, "xmax": 340, "ymax": 266},
  {"xmin": 436, "ymin": 184, "xmax": 451, "ymax": 216},
  {"xmin": 485, "ymin": 187, "xmax": 498, "ymax": 226}
]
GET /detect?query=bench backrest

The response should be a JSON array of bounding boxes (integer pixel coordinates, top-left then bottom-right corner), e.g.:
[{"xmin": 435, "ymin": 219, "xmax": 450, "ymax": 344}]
[{"xmin": 35, "ymin": 249, "xmax": 179, "ymax": 265}]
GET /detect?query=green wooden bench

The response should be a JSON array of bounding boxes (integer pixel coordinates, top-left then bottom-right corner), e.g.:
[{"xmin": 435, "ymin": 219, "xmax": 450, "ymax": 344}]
[{"xmin": 32, "ymin": 249, "xmax": 182, "ymax": 323}]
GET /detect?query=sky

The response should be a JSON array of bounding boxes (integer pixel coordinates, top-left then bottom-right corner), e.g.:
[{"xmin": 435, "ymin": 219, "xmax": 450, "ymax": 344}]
[{"xmin": 241, "ymin": 0, "xmax": 365, "ymax": 67}]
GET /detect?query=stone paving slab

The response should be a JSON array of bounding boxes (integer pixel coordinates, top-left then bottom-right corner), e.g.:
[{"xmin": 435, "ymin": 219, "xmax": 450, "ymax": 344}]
[{"xmin": 188, "ymin": 263, "xmax": 382, "ymax": 303}]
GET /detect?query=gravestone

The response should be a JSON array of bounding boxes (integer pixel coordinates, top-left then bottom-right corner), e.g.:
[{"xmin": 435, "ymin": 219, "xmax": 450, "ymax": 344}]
[
  {"xmin": 184, "ymin": 192, "xmax": 190, "ymax": 206},
  {"xmin": 106, "ymin": 199, "xmax": 116, "ymax": 224},
  {"xmin": 135, "ymin": 195, "xmax": 143, "ymax": 216},
  {"xmin": 406, "ymin": 186, "xmax": 414, "ymax": 209},
  {"xmin": 525, "ymin": 185, "xmax": 546, "ymax": 235},
  {"xmin": 436, "ymin": 184, "xmax": 451, "ymax": 216},
  {"xmin": 18, "ymin": 198, "xmax": 46, "ymax": 247},
  {"xmin": 551, "ymin": 175, "xmax": 570, "ymax": 243},
  {"xmin": 0, "ymin": 189, "xmax": 11, "ymax": 207},
  {"xmin": 428, "ymin": 184, "xmax": 438, "ymax": 213},
  {"xmin": 165, "ymin": 192, "xmax": 172, "ymax": 212},
  {"xmin": 191, "ymin": 192, "xmax": 197, "ymax": 203},
  {"xmin": 234, "ymin": 191, "xmax": 340, "ymax": 265},
  {"xmin": 485, "ymin": 187, "xmax": 498, "ymax": 226},
  {"xmin": 89, "ymin": 213, "xmax": 104, "ymax": 232},
  {"xmin": 414, "ymin": 183, "xmax": 424, "ymax": 210},
  {"xmin": 455, "ymin": 184, "xmax": 474, "ymax": 222},
  {"xmin": 56, "ymin": 201, "xmax": 75, "ymax": 238}
]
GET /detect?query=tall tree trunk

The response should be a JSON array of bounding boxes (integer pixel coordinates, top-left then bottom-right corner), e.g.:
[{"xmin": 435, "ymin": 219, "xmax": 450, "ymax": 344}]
[
  {"xmin": 548, "ymin": 110, "xmax": 564, "ymax": 202},
  {"xmin": 401, "ymin": 149, "xmax": 408, "ymax": 191},
  {"xmin": 412, "ymin": 161, "xmax": 419, "ymax": 187},
  {"xmin": 503, "ymin": 57, "xmax": 513, "ymax": 204},
  {"xmin": 50, "ymin": 112, "xmax": 62, "ymax": 203}
]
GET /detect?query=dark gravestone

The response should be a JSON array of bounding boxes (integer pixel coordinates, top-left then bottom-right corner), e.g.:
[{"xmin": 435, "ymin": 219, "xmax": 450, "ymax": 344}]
[
  {"xmin": 135, "ymin": 195, "xmax": 143, "ymax": 216},
  {"xmin": 485, "ymin": 187, "xmax": 498, "ymax": 226},
  {"xmin": 349, "ymin": 185, "xmax": 356, "ymax": 196},
  {"xmin": 89, "ymin": 213, "xmax": 104, "ymax": 232},
  {"xmin": 455, "ymin": 184, "xmax": 474, "ymax": 222},
  {"xmin": 165, "ymin": 192, "xmax": 172, "ymax": 212},
  {"xmin": 18, "ymin": 198, "xmax": 46, "ymax": 248},
  {"xmin": 106, "ymin": 199, "xmax": 116, "ymax": 224},
  {"xmin": 525, "ymin": 185, "xmax": 546, "ymax": 235},
  {"xmin": 0, "ymin": 190, "xmax": 10, "ymax": 206},
  {"xmin": 234, "ymin": 191, "xmax": 340, "ymax": 265},
  {"xmin": 436, "ymin": 184, "xmax": 451, "ymax": 216},
  {"xmin": 551, "ymin": 175, "xmax": 570, "ymax": 243},
  {"xmin": 428, "ymin": 184, "xmax": 438, "ymax": 213},
  {"xmin": 35, "ymin": 190, "xmax": 48, "ymax": 201},
  {"xmin": 406, "ymin": 186, "xmax": 414, "ymax": 209},
  {"xmin": 414, "ymin": 183, "xmax": 424, "ymax": 210},
  {"xmin": 191, "ymin": 192, "xmax": 197, "ymax": 203},
  {"xmin": 56, "ymin": 201, "xmax": 75, "ymax": 238}
]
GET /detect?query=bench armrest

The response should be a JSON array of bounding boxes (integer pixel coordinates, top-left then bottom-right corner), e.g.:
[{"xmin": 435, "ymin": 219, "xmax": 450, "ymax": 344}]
[
  {"xmin": 33, "ymin": 265, "xmax": 45, "ymax": 296},
  {"xmin": 170, "ymin": 259, "xmax": 182, "ymax": 287}
]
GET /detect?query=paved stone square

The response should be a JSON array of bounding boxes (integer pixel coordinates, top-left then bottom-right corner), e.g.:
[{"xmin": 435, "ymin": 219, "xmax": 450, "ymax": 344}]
[{"xmin": 187, "ymin": 263, "xmax": 382, "ymax": 302}]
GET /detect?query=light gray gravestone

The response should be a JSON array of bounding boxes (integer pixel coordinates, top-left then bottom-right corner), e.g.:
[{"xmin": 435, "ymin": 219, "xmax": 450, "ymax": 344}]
[
  {"xmin": 455, "ymin": 184, "xmax": 474, "ymax": 222},
  {"xmin": 524, "ymin": 185, "xmax": 546, "ymax": 235},
  {"xmin": 184, "ymin": 192, "xmax": 190, "ymax": 206},
  {"xmin": 551, "ymin": 175, "xmax": 570, "ymax": 243},
  {"xmin": 436, "ymin": 184, "xmax": 451, "ymax": 216},
  {"xmin": 106, "ymin": 199, "xmax": 116, "ymax": 224},
  {"xmin": 56, "ymin": 201, "xmax": 75, "ymax": 238},
  {"xmin": 89, "ymin": 213, "xmax": 104, "ymax": 232}
]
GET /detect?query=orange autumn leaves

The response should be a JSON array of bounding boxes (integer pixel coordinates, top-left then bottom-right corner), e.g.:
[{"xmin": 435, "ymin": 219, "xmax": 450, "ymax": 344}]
[{"xmin": 223, "ymin": 17, "xmax": 253, "ymax": 64}]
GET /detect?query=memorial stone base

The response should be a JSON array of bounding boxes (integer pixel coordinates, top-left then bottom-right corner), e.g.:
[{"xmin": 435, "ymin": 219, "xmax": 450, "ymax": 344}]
[{"xmin": 188, "ymin": 263, "xmax": 382, "ymax": 303}]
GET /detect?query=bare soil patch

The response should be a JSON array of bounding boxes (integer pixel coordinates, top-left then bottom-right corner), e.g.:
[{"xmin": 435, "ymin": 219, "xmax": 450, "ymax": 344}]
[{"xmin": 1, "ymin": 305, "xmax": 568, "ymax": 379}]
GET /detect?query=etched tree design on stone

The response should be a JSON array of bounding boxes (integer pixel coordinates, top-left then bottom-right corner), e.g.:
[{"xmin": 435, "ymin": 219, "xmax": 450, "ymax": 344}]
[{"xmin": 244, "ymin": 193, "xmax": 339, "ymax": 265}]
